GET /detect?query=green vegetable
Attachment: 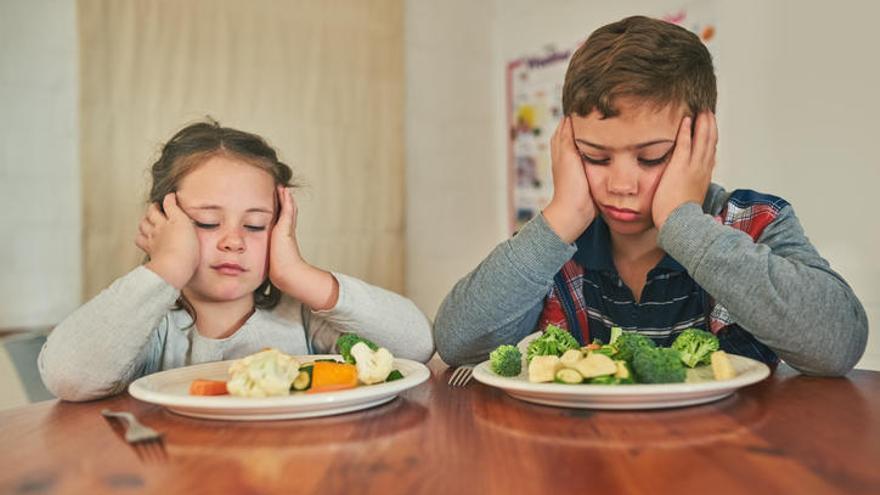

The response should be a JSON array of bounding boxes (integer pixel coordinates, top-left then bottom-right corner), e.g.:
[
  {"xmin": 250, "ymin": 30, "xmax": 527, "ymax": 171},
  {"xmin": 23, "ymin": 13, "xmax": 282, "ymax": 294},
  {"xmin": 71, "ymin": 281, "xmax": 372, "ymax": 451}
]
[
  {"xmin": 490, "ymin": 345, "xmax": 523, "ymax": 376},
  {"xmin": 526, "ymin": 324, "xmax": 580, "ymax": 362},
  {"xmin": 336, "ymin": 333, "xmax": 379, "ymax": 364},
  {"xmin": 609, "ymin": 326, "xmax": 623, "ymax": 345},
  {"xmin": 632, "ymin": 347, "xmax": 686, "ymax": 384},
  {"xmin": 554, "ymin": 368, "xmax": 583, "ymax": 384},
  {"xmin": 385, "ymin": 369, "xmax": 404, "ymax": 382},
  {"xmin": 588, "ymin": 375, "xmax": 620, "ymax": 385},
  {"xmin": 592, "ymin": 345, "xmax": 617, "ymax": 358},
  {"xmin": 614, "ymin": 332, "xmax": 657, "ymax": 363},
  {"xmin": 671, "ymin": 328, "xmax": 720, "ymax": 368}
]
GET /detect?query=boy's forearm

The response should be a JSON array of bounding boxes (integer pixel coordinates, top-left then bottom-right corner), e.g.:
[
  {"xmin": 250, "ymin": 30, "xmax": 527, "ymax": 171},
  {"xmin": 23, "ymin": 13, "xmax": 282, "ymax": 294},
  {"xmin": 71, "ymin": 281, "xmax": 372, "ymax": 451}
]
[
  {"xmin": 38, "ymin": 266, "xmax": 178, "ymax": 400},
  {"xmin": 659, "ymin": 203, "xmax": 868, "ymax": 375},
  {"xmin": 433, "ymin": 214, "xmax": 577, "ymax": 365}
]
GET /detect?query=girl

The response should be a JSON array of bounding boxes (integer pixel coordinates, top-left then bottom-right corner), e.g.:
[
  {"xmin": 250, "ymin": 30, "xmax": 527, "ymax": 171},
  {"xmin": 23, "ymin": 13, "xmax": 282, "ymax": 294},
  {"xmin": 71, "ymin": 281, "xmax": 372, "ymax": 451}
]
[{"xmin": 39, "ymin": 120, "xmax": 434, "ymax": 401}]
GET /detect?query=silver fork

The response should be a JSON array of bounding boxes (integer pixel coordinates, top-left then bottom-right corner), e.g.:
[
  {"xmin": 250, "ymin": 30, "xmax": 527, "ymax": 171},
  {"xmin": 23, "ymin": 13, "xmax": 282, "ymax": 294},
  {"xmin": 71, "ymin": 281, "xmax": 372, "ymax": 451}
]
[
  {"xmin": 102, "ymin": 409, "xmax": 166, "ymax": 462},
  {"xmin": 448, "ymin": 365, "xmax": 475, "ymax": 387}
]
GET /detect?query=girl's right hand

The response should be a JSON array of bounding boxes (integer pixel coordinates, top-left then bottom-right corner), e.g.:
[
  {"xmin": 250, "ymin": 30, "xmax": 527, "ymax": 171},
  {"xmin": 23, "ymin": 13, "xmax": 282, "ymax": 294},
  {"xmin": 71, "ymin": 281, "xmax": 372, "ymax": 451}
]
[
  {"xmin": 136, "ymin": 193, "xmax": 200, "ymax": 289},
  {"xmin": 542, "ymin": 116, "xmax": 597, "ymax": 243}
]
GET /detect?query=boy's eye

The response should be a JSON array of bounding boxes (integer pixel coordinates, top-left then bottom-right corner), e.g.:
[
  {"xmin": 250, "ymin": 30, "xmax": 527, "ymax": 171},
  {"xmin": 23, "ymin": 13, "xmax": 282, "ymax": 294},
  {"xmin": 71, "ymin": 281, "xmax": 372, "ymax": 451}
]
[
  {"xmin": 638, "ymin": 150, "xmax": 673, "ymax": 166},
  {"xmin": 579, "ymin": 153, "xmax": 609, "ymax": 165},
  {"xmin": 244, "ymin": 225, "xmax": 267, "ymax": 232},
  {"xmin": 194, "ymin": 222, "xmax": 219, "ymax": 229}
]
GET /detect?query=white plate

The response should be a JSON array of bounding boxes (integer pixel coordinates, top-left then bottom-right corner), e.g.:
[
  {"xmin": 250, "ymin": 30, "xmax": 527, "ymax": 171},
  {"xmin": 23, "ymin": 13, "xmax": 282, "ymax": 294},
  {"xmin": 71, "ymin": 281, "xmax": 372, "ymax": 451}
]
[
  {"xmin": 472, "ymin": 354, "xmax": 770, "ymax": 410},
  {"xmin": 128, "ymin": 355, "xmax": 430, "ymax": 421}
]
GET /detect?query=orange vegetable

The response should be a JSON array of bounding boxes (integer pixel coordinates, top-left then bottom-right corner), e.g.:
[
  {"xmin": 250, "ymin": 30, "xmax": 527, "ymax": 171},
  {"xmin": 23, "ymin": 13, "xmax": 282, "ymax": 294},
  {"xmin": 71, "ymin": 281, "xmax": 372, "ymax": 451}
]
[
  {"xmin": 585, "ymin": 343, "xmax": 601, "ymax": 351},
  {"xmin": 189, "ymin": 379, "xmax": 229, "ymax": 396},
  {"xmin": 308, "ymin": 361, "xmax": 358, "ymax": 394}
]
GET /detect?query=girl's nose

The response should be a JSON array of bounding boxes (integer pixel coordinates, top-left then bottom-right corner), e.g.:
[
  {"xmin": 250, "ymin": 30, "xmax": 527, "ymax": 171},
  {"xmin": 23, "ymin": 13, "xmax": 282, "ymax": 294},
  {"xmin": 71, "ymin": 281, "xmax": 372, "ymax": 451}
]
[{"xmin": 218, "ymin": 230, "xmax": 246, "ymax": 252}]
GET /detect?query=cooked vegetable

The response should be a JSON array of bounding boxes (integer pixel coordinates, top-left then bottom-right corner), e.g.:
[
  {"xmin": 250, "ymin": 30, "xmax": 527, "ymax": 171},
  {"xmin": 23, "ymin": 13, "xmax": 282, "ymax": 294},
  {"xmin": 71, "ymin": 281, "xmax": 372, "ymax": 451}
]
[
  {"xmin": 528, "ymin": 355, "xmax": 562, "ymax": 383},
  {"xmin": 490, "ymin": 345, "xmax": 523, "ymax": 376},
  {"xmin": 559, "ymin": 348, "xmax": 583, "ymax": 368},
  {"xmin": 385, "ymin": 369, "xmax": 404, "ymax": 382},
  {"xmin": 609, "ymin": 326, "xmax": 623, "ymax": 345},
  {"xmin": 574, "ymin": 353, "xmax": 617, "ymax": 378},
  {"xmin": 614, "ymin": 360, "xmax": 634, "ymax": 383},
  {"xmin": 189, "ymin": 379, "xmax": 228, "ymax": 396},
  {"xmin": 292, "ymin": 369, "xmax": 312, "ymax": 391},
  {"xmin": 309, "ymin": 361, "xmax": 358, "ymax": 393},
  {"xmin": 554, "ymin": 368, "xmax": 583, "ymax": 384},
  {"xmin": 350, "ymin": 342, "xmax": 394, "ymax": 385},
  {"xmin": 671, "ymin": 328, "xmax": 720, "ymax": 368},
  {"xmin": 632, "ymin": 347, "xmax": 686, "ymax": 384},
  {"xmin": 711, "ymin": 350, "xmax": 736, "ymax": 380},
  {"xmin": 526, "ymin": 324, "xmax": 580, "ymax": 362},
  {"xmin": 227, "ymin": 349, "xmax": 301, "ymax": 397},
  {"xmin": 336, "ymin": 333, "xmax": 379, "ymax": 364},
  {"xmin": 615, "ymin": 332, "xmax": 657, "ymax": 363}
]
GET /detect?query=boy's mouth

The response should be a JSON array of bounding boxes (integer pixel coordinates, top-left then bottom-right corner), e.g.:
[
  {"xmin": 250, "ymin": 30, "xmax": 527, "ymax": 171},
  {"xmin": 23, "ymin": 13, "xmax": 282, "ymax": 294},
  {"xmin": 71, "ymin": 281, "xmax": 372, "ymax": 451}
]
[{"xmin": 602, "ymin": 205, "xmax": 640, "ymax": 222}]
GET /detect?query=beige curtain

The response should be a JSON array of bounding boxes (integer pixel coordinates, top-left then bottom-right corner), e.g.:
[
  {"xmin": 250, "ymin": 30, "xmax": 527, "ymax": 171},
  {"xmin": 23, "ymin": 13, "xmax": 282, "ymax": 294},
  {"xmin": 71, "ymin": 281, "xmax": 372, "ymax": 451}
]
[{"xmin": 79, "ymin": 0, "xmax": 404, "ymax": 299}]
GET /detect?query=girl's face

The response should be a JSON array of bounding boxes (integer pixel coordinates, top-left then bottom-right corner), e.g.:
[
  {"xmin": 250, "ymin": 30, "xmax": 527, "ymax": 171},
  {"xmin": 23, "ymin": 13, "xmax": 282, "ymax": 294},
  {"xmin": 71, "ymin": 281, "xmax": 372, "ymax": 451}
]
[
  {"xmin": 571, "ymin": 98, "xmax": 686, "ymax": 237},
  {"xmin": 176, "ymin": 155, "xmax": 277, "ymax": 306}
]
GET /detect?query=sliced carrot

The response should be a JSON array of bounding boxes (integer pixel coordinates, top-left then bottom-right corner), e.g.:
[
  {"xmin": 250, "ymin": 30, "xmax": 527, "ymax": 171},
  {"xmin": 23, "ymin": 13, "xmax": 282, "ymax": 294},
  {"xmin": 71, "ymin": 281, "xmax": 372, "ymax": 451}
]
[
  {"xmin": 189, "ymin": 379, "xmax": 229, "ymax": 396},
  {"xmin": 308, "ymin": 361, "xmax": 358, "ymax": 393}
]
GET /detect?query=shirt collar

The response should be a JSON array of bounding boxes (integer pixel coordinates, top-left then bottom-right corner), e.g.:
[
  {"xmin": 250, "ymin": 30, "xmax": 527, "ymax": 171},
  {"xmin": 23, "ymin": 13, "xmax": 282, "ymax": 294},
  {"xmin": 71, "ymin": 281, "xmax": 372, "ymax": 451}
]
[{"xmin": 573, "ymin": 216, "xmax": 685, "ymax": 273}]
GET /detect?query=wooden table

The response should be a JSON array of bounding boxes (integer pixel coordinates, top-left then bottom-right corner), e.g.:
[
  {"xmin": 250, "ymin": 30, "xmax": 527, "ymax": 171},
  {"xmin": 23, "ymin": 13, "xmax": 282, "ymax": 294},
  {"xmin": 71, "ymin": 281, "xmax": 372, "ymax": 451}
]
[{"xmin": 1, "ymin": 360, "xmax": 878, "ymax": 495}]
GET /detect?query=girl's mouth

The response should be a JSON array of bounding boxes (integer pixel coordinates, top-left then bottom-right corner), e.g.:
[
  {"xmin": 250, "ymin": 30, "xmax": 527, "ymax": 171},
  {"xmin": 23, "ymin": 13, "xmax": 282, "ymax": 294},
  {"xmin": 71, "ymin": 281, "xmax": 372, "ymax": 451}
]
[{"xmin": 212, "ymin": 263, "xmax": 246, "ymax": 275}]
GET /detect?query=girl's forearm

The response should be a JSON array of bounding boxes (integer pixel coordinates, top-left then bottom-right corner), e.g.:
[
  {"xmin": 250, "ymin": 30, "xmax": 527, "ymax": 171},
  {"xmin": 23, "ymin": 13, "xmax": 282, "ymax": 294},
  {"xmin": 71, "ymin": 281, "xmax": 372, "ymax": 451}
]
[{"xmin": 275, "ymin": 261, "xmax": 339, "ymax": 310}]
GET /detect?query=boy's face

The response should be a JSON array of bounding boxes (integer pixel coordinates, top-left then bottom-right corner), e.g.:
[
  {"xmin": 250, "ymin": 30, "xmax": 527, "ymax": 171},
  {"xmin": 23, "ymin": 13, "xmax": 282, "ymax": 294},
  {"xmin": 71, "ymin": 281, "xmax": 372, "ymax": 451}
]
[{"xmin": 571, "ymin": 98, "xmax": 687, "ymax": 236}]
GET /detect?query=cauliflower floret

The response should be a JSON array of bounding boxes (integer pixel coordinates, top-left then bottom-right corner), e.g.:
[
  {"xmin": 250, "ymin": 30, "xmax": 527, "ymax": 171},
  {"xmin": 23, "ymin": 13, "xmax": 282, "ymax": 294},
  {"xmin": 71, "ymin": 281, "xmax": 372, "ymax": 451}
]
[
  {"xmin": 226, "ymin": 349, "xmax": 301, "ymax": 397},
  {"xmin": 350, "ymin": 342, "xmax": 394, "ymax": 385}
]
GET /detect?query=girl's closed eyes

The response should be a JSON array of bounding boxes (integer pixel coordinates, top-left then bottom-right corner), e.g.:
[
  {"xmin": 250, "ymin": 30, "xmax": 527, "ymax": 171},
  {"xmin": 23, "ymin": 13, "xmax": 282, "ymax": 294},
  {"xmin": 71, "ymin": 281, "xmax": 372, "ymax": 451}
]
[{"xmin": 578, "ymin": 148, "xmax": 673, "ymax": 166}]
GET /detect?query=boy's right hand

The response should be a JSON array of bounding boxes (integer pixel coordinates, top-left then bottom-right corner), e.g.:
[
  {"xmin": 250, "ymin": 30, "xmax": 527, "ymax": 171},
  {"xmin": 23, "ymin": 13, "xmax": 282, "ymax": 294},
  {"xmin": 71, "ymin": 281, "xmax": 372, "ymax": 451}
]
[
  {"xmin": 543, "ymin": 116, "xmax": 597, "ymax": 243},
  {"xmin": 136, "ymin": 193, "xmax": 200, "ymax": 289}
]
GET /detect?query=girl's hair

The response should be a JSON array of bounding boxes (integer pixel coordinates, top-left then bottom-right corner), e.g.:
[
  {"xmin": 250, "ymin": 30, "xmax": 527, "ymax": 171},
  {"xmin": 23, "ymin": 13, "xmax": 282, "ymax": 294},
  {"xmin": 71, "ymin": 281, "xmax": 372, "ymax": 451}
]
[
  {"xmin": 562, "ymin": 15, "xmax": 717, "ymax": 118},
  {"xmin": 149, "ymin": 118, "xmax": 295, "ymax": 321}
]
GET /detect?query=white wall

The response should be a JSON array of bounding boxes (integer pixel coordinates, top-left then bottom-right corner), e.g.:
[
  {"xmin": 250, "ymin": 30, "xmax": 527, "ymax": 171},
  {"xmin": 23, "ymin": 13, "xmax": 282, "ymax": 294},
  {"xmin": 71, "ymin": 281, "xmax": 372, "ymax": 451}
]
[
  {"xmin": 405, "ymin": 0, "xmax": 879, "ymax": 370},
  {"xmin": 0, "ymin": 0, "xmax": 80, "ymax": 328}
]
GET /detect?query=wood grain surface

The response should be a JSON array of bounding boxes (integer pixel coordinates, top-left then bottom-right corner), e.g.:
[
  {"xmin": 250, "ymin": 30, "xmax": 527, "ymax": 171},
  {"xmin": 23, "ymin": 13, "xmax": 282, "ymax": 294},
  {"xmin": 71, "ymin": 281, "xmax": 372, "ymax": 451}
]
[{"xmin": 1, "ymin": 360, "xmax": 878, "ymax": 495}]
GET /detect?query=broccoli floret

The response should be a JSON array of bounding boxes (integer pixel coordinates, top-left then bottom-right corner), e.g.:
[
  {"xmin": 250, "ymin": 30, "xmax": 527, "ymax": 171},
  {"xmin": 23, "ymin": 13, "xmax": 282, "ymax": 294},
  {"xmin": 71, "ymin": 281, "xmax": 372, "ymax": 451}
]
[
  {"xmin": 385, "ymin": 370, "xmax": 404, "ymax": 382},
  {"xmin": 615, "ymin": 332, "xmax": 657, "ymax": 363},
  {"xmin": 490, "ymin": 345, "xmax": 523, "ymax": 376},
  {"xmin": 632, "ymin": 347, "xmax": 686, "ymax": 384},
  {"xmin": 671, "ymin": 328, "xmax": 720, "ymax": 368},
  {"xmin": 526, "ymin": 324, "xmax": 580, "ymax": 362},
  {"xmin": 336, "ymin": 333, "xmax": 379, "ymax": 364}
]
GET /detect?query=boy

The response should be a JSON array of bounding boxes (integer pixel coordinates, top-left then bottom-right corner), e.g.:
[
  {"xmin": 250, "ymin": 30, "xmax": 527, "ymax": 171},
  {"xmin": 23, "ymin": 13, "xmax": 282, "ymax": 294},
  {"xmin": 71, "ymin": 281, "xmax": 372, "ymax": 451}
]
[{"xmin": 433, "ymin": 16, "xmax": 867, "ymax": 376}]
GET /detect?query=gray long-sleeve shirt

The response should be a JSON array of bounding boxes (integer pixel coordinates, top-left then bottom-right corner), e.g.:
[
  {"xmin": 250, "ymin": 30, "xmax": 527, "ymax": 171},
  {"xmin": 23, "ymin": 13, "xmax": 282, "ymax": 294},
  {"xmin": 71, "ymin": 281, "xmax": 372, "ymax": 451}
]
[
  {"xmin": 434, "ymin": 184, "xmax": 868, "ymax": 376},
  {"xmin": 39, "ymin": 266, "xmax": 435, "ymax": 401}
]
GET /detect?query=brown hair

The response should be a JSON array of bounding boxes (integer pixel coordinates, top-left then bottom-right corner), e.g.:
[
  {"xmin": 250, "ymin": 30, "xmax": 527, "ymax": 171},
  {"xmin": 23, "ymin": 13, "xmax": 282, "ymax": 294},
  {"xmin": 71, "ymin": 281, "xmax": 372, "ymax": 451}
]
[
  {"xmin": 562, "ymin": 15, "xmax": 716, "ymax": 118},
  {"xmin": 149, "ymin": 118, "xmax": 296, "ymax": 320}
]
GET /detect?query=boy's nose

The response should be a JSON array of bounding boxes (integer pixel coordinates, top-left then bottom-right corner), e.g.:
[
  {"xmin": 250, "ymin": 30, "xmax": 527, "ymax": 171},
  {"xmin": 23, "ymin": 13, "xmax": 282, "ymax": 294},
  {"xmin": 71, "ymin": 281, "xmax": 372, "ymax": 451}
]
[{"xmin": 607, "ymin": 166, "xmax": 638, "ymax": 195}]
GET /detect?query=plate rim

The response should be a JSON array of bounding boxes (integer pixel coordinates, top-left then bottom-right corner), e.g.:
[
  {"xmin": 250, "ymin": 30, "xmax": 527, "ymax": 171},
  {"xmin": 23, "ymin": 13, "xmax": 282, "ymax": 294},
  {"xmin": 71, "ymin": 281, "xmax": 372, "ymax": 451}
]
[
  {"xmin": 128, "ymin": 355, "xmax": 430, "ymax": 418},
  {"xmin": 472, "ymin": 353, "xmax": 770, "ymax": 401}
]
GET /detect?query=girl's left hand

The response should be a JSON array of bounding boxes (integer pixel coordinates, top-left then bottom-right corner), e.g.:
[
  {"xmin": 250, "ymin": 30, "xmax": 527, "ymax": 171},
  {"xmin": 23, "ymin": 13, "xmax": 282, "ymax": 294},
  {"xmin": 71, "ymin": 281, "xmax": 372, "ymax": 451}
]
[
  {"xmin": 268, "ymin": 186, "xmax": 340, "ymax": 310},
  {"xmin": 268, "ymin": 186, "xmax": 305, "ymax": 293},
  {"xmin": 651, "ymin": 111, "xmax": 718, "ymax": 229}
]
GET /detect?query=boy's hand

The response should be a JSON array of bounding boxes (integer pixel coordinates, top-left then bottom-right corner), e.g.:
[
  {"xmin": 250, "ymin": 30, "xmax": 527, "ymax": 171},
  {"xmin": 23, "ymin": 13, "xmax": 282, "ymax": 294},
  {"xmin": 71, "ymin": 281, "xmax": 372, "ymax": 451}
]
[
  {"xmin": 137, "ymin": 193, "xmax": 200, "ymax": 289},
  {"xmin": 543, "ymin": 116, "xmax": 597, "ymax": 243},
  {"xmin": 652, "ymin": 111, "xmax": 718, "ymax": 230},
  {"xmin": 268, "ymin": 186, "xmax": 339, "ymax": 310}
]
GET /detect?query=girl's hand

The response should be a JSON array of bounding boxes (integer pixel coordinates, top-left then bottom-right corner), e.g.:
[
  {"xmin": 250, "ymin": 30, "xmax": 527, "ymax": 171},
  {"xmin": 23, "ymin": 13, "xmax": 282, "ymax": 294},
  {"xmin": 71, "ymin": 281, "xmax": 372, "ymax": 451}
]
[
  {"xmin": 652, "ymin": 111, "xmax": 718, "ymax": 230},
  {"xmin": 268, "ymin": 187, "xmax": 339, "ymax": 310},
  {"xmin": 137, "ymin": 193, "xmax": 200, "ymax": 289},
  {"xmin": 542, "ymin": 116, "xmax": 597, "ymax": 243}
]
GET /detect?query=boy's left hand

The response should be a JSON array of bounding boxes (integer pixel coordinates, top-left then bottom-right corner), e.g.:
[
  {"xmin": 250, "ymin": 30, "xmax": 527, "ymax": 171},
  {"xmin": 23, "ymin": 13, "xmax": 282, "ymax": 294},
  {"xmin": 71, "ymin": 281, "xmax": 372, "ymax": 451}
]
[{"xmin": 652, "ymin": 111, "xmax": 718, "ymax": 229}]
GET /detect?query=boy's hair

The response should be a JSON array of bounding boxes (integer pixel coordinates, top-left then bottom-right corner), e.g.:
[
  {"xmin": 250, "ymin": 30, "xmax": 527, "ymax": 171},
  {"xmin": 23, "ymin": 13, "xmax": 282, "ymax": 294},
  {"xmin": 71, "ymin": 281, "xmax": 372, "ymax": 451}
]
[
  {"xmin": 149, "ymin": 118, "xmax": 296, "ymax": 317},
  {"xmin": 562, "ymin": 15, "xmax": 716, "ymax": 118}
]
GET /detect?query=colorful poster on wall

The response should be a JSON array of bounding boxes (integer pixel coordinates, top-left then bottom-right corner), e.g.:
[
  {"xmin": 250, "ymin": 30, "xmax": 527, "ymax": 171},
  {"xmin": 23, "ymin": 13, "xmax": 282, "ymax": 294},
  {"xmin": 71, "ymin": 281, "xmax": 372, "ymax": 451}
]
[{"xmin": 506, "ymin": 0, "xmax": 718, "ymax": 234}]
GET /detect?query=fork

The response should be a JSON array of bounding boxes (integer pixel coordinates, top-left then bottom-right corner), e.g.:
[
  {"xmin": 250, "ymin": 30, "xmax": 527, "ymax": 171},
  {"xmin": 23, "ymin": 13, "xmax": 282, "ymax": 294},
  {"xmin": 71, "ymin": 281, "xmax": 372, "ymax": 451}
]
[
  {"xmin": 101, "ymin": 409, "xmax": 166, "ymax": 462},
  {"xmin": 448, "ymin": 365, "xmax": 475, "ymax": 387}
]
